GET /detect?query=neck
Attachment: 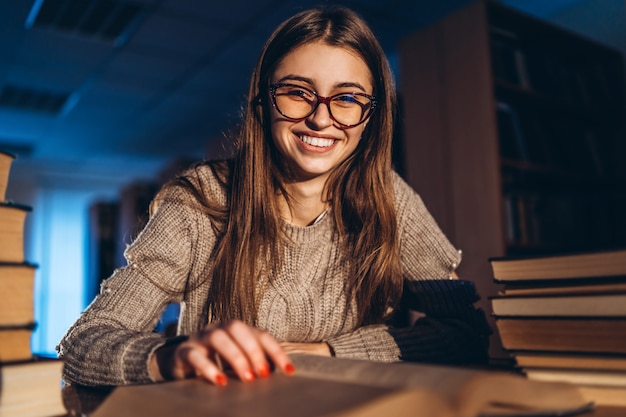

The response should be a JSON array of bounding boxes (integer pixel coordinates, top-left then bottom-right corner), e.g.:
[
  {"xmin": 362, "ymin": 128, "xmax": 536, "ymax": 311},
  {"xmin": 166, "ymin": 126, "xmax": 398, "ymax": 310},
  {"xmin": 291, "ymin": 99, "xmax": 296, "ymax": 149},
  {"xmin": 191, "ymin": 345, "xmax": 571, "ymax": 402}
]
[{"xmin": 278, "ymin": 175, "xmax": 328, "ymax": 227}]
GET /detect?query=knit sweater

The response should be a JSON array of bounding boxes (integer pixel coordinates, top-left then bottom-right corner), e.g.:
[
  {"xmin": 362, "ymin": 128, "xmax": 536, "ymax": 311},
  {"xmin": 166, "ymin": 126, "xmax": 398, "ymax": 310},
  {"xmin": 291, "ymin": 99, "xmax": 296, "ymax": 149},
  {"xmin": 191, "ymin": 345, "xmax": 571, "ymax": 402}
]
[{"xmin": 57, "ymin": 163, "xmax": 475, "ymax": 387}]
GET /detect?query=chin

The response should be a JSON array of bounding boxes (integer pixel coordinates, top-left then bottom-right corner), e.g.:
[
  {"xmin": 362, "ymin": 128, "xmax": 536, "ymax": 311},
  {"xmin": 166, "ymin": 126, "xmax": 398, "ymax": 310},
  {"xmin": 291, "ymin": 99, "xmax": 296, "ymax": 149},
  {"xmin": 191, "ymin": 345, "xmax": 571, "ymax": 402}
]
[{"xmin": 289, "ymin": 163, "xmax": 335, "ymax": 181}]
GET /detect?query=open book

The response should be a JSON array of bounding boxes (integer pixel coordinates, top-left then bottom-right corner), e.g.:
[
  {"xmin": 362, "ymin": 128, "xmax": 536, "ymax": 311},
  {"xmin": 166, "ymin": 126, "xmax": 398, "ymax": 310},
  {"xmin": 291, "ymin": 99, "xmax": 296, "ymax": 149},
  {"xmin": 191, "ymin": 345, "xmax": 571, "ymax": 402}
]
[{"xmin": 91, "ymin": 355, "xmax": 593, "ymax": 417}]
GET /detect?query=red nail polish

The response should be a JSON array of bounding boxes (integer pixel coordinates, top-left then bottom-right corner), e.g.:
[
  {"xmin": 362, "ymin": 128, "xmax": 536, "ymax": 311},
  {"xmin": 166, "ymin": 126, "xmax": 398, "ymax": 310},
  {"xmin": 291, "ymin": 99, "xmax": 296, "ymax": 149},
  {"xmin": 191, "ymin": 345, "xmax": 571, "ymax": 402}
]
[
  {"xmin": 284, "ymin": 363, "xmax": 295, "ymax": 375},
  {"xmin": 215, "ymin": 374, "xmax": 228, "ymax": 386},
  {"xmin": 244, "ymin": 369, "xmax": 255, "ymax": 382},
  {"xmin": 258, "ymin": 363, "xmax": 270, "ymax": 378}
]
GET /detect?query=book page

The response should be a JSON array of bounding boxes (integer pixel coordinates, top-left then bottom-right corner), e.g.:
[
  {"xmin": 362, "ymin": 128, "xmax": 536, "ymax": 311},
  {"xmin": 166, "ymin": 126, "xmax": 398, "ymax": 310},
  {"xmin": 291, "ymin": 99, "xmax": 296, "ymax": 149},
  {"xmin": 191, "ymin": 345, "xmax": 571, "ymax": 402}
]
[
  {"xmin": 91, "ymin": 374, "xmax": 454, "ymax": 417},
  {"xmin": 290, "ymin": 355, "xmax": 592, "ymax": 417},
  {"xmin": 91, "ymin": 355, "xmax": 592, "ymax": 417}
]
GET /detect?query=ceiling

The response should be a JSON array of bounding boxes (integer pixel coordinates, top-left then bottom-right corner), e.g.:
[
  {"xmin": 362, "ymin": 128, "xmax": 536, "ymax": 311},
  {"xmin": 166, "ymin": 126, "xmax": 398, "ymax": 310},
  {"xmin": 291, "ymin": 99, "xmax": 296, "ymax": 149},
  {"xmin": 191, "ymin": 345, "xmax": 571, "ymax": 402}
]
[{"xmin": 1, "ymin": 0, "xmax": 624, "ymax": 187}]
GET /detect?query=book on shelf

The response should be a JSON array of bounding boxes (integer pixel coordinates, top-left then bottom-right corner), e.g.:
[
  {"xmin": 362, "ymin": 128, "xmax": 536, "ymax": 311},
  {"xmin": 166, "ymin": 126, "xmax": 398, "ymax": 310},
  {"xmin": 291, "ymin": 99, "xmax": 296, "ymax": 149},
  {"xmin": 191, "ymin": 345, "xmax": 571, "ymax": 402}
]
[
  {"xmin": 514, "ymin": 352, "xmax": 626, "ymax": 372},
  {"xmin": 489, "ymin": 247, "xmax": 626, "ymax": 408},
  {"xmin": 587, "ymin": 61, "xmax": 622, "ymax": 109},
  {"xmin": 522, "ymin": 367, "xmax": 626, "ymax": 389},
  {"xmin": 88, "ymin": 201, "xmax": 119, "ymax": 302},
  {"xmin": 489, "ymin": 27, "xmax": 531, "ymax": 90},
  {"xmin": 501, "ymin": 193, "xmax": 533, "ymax": 247},
  {"xmin": 495, "ymin": 317, "xmax": 626, "ymax": 354},
  {"xmin": 0, "ymin": 262, "xmax": 37, "ymax": 326},
  {"xmin": 496, "ymin": 101, "xmax": 528, "ymax": 162},
  {"xmin": 115, "ymin": 180, "xmax": 157, "ymax": 267},
  {"xmin": 0, "ymin": 203, "xmax": 31, "ymax": 263},
  {"xmin": 491, "ymin": 292, "xmax": 626, "ymax": 317},
  {"xmin": 523, "ymin": 47, "xmax": 565, "ymax": 100},
  {"xmin": 489, "ymin": 248, "xmax": 626, "ymax": 283},
  {"xmin": 0, "ymin": 151, "xmax": 15, "ymax": 202},
  {"xmin": 546, "ymin": 117, "xmax": 601, "ymax": 175},
  {"xmin": 0, "ymin": 323, "xmax": 36, "ymax": 362},
  {"xmin": 0, "ymin": 150, "xmax": 65, "ymax": 416},
  {"xmin": 514, "ymin": 353, "xmax": 626, "ymax": 398},
  {"xmin": 90, "ymin": 354, "xmax": 593, "ymax": 417},
  {"xmin": 0, "ymin": 357, "xmax": 65, "ymax": 417},
  {"xmin": 499, "ymin": 192, "xmax": 613, "ymax": 251},
  {"xmin": 499, "ymin": 280, "xmax": 626, "ymax": 296},
  {"xmin": 494, "ymin": 107, "xmax": 554, "ymax": 168}
]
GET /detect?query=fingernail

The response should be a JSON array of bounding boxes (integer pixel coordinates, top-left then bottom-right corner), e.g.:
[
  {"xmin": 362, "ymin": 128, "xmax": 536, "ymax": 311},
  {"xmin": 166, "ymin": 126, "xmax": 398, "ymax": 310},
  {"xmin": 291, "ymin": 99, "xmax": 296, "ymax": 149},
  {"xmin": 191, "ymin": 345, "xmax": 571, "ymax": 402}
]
[
  {"xmin": 244, "ymin": 369, "xmax": 255, "ymax": 382},
  {"xmin": 258, "ymin": 363, "xmax": 270, "ymax": 378},
  {"xmin": 216, "ymin": 373, "xmax": 228, "ymax": 386},
  {"xmin": 284, "ymin": 363, "xmax": 295, "ymax": 375}
]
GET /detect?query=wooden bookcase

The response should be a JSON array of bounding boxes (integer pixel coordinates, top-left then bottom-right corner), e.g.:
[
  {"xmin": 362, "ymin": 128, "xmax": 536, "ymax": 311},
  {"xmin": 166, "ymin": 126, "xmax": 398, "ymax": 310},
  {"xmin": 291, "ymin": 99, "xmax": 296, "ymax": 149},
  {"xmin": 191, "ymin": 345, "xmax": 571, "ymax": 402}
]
[{"xmin": 397, "ymin": 0, "xmax": 626, "ymax": 357}]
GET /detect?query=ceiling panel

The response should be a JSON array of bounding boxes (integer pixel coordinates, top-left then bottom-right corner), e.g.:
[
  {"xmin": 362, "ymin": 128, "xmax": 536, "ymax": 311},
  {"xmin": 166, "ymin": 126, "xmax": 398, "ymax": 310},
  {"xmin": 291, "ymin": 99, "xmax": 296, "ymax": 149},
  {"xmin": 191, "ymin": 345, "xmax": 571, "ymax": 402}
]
[
  {"xmin": 161, "ymin": 0, "xmax": 284, "ymax": 25},
  {"xmin": 130, "ymin": 12, "xmax": 230, "ymax": 59},
  {"xmin": 101, "ymin": 48, "xmax": 191, "ymax": 89}
]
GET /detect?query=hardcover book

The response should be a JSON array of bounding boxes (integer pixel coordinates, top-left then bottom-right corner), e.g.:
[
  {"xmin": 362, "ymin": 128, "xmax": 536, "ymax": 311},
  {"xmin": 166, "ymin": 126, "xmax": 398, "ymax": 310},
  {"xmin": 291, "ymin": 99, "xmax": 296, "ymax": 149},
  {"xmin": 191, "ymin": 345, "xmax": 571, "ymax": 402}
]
[
  {"xmin": 0, "ymin": 357, "xmax": 65, "ymax": 417},
  {"xmin": 495, "ymin": 318, "xmax": 626, "ymax": 354},
  {"xmin": 90, "ymin": 355, "xmax": 593, "ymax": 417},
  {"xmin": 489, "ymin": 248, "xmax": 626, "ymax": 283},
  {"xmin": 0, "ymin": 323, "xmax": 36, "ymax": 363},
  {"xmin": 0, "ymin": 262, "xmax": 37, "ymax": 326},
  {"xmin": 491, "ymin": 292, "xmax": 626, "ymax": 317},
  {"xmin": 0, "ymin": 203, "xmax": 31, "ymax": 263},
  {"xmin": 0, "ymin": 151, "xmax": 15, "ymax": 202}
]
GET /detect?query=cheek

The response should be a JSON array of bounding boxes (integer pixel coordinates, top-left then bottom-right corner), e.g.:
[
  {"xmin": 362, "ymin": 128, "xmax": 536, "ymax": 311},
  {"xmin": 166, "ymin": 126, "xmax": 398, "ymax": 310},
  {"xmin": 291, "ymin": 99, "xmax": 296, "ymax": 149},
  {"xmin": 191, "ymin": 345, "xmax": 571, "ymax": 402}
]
[
  {"xmin": 350, "ymin": 125, "xmax": 366, "ymax": 143},
  {"xmin": 270, "ymin": 119, "xmax": 293, "ymax": 152},
  {"xmin": 268, "ymin": 106, "xmax": 281, "ymax": 140}
]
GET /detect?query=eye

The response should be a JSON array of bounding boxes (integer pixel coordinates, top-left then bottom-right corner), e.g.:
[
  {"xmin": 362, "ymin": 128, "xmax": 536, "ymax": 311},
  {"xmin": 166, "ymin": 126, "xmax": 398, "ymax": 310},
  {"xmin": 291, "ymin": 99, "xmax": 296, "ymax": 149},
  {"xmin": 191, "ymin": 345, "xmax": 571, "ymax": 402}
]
[
  {"xmin": 335, "ymin": 94, "xmax": 358, "ymax": 103},
  {"xmin": 333, "ymin": 94, "xmax": 365, "ymax": 108},
  {"xmin": 278, "ymin": 85, "xmax": 315, "ymax": 101}
]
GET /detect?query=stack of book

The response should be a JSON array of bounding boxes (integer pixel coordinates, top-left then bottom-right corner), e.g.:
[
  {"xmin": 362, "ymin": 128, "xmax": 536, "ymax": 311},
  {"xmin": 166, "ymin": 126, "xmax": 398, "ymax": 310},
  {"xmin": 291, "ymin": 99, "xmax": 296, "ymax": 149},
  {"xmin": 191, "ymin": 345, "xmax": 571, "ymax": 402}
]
[
  {"xmin": 0, "ymin": 151, "xmax": 65, "ymax": 417},
  {"xmin": 489, "ymin": 248, "xmax": 626, "ymax": 406}
]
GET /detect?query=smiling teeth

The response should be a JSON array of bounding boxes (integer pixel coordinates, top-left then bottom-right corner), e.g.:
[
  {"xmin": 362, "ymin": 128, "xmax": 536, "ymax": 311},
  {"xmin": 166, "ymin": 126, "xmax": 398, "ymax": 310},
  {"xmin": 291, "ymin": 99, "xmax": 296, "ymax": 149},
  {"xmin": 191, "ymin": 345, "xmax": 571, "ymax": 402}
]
[{"xmin": 300, "ymin": 135, "xmax": 334, "ymax": 147}]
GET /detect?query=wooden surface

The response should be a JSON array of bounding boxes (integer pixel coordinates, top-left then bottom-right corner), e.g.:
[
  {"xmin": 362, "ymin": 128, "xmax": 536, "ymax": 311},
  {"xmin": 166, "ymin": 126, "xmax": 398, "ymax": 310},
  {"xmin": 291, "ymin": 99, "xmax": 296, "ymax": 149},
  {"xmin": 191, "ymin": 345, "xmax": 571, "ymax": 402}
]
[
  {"xmin": 60, "ymin": 379, "xmax": 625, "ymax": 417},
  {"xmin": 58, "ymin": 355, "xmax": 625, "ymax": 417}
]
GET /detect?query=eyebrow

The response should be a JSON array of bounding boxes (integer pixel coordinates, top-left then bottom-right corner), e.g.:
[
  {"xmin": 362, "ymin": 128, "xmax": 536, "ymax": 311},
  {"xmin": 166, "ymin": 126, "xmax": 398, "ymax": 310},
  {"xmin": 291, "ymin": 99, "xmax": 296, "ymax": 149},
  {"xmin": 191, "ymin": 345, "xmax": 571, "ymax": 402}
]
[{"xmin": 274, "ymin": 75, "xmax": 368, "ymax": 92}]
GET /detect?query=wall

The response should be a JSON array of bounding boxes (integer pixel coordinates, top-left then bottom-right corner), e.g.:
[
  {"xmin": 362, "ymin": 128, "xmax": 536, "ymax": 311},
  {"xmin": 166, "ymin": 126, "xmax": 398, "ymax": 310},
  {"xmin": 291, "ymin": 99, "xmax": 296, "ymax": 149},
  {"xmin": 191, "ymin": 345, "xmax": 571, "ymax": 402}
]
[{"xmin": 6, "ymin": 159, "xmax": 160, "ymax": 355}]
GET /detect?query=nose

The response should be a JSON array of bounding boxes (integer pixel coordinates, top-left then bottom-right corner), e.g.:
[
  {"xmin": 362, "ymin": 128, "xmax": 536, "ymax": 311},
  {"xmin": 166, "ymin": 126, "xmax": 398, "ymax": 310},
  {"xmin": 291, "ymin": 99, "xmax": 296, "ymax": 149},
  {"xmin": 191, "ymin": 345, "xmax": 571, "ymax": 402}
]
[{"xmin": 306, "ymin": 100, "xmax": 333, "ymax": 129}]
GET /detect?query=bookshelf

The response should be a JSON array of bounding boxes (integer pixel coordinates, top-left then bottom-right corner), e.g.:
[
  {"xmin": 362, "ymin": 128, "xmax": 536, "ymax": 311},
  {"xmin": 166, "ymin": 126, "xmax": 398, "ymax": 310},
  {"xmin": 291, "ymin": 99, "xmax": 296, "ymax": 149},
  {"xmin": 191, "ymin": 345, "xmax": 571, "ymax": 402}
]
[
  {"xmin": 397, "ymin": 0, "xmax": 626, "ymax": 356},
  {"xmin": 87, "ymin": 201, "xmax": 119, "ymax": 302}
]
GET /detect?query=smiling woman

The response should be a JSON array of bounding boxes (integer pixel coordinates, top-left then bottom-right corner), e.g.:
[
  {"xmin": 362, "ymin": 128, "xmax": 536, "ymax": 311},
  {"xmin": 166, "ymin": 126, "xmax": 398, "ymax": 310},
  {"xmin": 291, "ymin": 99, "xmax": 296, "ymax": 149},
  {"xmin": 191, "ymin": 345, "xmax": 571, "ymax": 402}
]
[
  {"xmin": 57, "ymin": 6, "xmax": 489, "ymax": 388},
  {"xmin": 268, "ymin": 41, "xmax": 374, "ymax": 194}
]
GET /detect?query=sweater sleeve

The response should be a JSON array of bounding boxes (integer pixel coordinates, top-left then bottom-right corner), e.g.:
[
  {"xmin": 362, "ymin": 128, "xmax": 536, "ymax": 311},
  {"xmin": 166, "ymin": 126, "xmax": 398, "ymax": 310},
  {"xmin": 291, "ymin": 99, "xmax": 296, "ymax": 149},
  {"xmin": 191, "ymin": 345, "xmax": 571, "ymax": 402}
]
[
  {"xmin": 327, "ymin": 280, "xmax": 491, "ymax": 364},
  {"xmin": 327, "ymin": 173, "xmax": 490, "ymax": 364},
  {"xmin": 393, "ymin": 172, "xmax": 462, "ymax": 279},
  {"xmin": 56, "ymin": 187, "xmax": 199, "ymax": 386}
]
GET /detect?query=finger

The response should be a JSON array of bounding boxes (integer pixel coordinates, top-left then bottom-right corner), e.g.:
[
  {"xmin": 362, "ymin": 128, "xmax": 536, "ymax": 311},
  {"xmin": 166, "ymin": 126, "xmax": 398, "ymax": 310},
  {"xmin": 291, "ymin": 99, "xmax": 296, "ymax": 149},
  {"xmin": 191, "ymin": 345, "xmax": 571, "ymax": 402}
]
[
  {"xmin": 224, "ymin": 321, "xmax": 273, "ymax": 378},
  {"xmin": 259, "ymin": 331, "xmax": 295, "ymax": 375},
  {"xmin": 175, "ymin": 344, "xmax": 228, "ymax": 386},
  {"xmin": 202, "ymin": 324, "xmax": 257, "ymax": 382}
]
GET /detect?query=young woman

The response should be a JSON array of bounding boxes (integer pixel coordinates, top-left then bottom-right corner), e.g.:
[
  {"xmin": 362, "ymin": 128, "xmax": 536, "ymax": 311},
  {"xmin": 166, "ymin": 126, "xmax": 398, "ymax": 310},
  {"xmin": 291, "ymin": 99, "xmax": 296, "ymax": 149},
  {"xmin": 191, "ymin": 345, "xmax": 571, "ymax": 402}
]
[{"xmin": 58, "ymin": 6, "xmax": 488, "ymax": 388}]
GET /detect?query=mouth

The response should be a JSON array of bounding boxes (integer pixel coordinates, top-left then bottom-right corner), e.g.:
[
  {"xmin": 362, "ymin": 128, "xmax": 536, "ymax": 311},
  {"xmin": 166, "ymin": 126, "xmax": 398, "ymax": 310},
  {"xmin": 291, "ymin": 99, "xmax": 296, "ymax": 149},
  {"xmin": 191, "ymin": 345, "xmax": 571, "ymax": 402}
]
[{"xmin": 299, "ymin": 134, "xmax": 336, "ymax": 148}]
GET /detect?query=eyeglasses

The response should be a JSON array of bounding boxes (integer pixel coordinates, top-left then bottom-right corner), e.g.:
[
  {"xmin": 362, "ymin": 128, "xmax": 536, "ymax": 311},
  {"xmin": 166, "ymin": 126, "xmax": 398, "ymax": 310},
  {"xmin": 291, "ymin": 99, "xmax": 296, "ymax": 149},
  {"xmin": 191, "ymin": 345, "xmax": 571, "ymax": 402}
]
[{"xmin": 269, "ymin": 83, "xmax": 377, "ymax": 128}]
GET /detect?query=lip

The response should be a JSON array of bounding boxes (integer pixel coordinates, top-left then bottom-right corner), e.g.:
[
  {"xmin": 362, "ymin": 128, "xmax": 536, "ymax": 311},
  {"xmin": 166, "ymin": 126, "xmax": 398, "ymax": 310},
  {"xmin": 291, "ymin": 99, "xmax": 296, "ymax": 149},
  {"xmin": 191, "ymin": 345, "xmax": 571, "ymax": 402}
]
[{"xmin": 295, "ymin": 132, "xmax": 339, "ymax": 153}]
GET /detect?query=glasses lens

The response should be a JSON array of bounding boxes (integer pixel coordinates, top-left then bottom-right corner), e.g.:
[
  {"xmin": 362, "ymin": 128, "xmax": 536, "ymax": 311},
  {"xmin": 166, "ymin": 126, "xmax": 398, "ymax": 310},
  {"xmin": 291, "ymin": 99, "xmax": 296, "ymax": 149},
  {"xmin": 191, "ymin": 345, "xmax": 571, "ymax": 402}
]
[
  {"xmin": 272, "ymin": 84, "xmax": 375, "ymax": 127},
  {"xmin": 273, "ymin": 85, "xmax": 316, "ymax": 119},
  {"xmin": 330, "ymin": 94, "xmax": 373, "ymax": 126}
]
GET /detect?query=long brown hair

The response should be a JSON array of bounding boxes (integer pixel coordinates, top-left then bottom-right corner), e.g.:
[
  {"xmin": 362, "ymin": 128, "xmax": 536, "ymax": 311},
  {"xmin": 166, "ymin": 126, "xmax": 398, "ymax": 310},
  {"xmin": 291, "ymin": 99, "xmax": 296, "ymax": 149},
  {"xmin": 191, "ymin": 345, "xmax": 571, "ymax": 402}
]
[{"xmin": 170, "ymin": 7, "xmax": 402, "ymax": 326}]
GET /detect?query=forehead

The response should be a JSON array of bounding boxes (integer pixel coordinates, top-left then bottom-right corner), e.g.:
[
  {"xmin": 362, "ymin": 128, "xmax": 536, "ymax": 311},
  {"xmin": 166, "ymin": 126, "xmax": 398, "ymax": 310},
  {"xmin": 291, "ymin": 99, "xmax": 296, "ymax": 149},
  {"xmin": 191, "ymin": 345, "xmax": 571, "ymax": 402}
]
[{"xmin": 272, "ymin": 42, "xmax": 373, "ymax": 90}]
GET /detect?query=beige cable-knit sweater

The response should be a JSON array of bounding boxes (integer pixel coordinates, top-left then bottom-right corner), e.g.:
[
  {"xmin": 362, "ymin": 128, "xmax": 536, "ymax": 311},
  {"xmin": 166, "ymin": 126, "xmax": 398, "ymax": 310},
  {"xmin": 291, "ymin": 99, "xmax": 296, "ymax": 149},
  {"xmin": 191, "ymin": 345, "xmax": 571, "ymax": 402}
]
[{"xmin": 57, "ymin": 163, "xmax": 462, "ymax": 386}]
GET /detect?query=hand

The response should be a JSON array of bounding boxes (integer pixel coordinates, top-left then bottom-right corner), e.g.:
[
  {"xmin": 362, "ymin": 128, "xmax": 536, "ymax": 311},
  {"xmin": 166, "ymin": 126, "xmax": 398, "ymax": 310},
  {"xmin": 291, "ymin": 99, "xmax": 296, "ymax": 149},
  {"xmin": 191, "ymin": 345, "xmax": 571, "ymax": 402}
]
[
  {"xmin": 280, "ymin": 342, "xmax": 332, "ymax": 357},
  {"xmin": 151, "ymin": 320, "xmax": 295, "ymax": 386}
]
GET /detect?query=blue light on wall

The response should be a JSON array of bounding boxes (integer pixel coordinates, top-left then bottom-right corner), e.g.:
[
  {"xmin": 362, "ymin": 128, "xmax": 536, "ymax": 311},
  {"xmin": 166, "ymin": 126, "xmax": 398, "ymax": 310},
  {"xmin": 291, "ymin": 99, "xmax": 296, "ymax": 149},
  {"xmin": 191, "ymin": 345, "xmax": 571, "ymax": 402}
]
[{"xmin": 30, "ymin": 188, "xmax": 94, "ymax": 355}]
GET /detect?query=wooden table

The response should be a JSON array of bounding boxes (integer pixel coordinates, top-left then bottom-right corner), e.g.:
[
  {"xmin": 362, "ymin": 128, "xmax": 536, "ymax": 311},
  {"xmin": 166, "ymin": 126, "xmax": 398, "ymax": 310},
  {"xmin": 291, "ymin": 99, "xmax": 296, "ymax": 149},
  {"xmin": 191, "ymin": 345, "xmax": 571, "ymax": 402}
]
[{"xmin": 60, "ymin": 378, "xmax": 626, "ymax": 417}]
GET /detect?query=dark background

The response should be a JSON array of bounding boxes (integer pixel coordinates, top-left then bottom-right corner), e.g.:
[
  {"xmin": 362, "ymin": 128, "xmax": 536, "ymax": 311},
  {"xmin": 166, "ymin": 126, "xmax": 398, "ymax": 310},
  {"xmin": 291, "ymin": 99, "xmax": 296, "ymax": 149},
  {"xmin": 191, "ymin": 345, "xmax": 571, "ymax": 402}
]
[{"xmin": 1, "ymin": 0, "xmax": 624, "ymax": 188}]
